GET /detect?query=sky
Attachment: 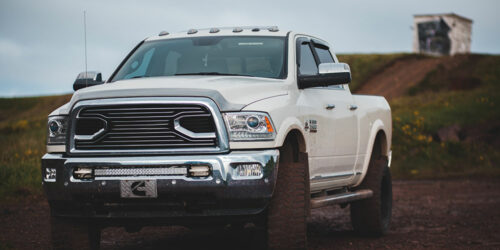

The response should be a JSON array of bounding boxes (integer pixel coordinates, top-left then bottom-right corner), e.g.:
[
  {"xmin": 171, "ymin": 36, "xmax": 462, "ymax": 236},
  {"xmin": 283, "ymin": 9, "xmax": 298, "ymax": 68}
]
[{"xmin": 0, "ymin": 0, "xmax": 498, "ymax": 97}]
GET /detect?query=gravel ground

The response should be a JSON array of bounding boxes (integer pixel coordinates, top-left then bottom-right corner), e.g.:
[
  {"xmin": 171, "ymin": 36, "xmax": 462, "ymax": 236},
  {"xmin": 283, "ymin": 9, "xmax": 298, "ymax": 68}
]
[{"xmin": 1, "ymin": 179, "xmax": 500, "ymax": 249}]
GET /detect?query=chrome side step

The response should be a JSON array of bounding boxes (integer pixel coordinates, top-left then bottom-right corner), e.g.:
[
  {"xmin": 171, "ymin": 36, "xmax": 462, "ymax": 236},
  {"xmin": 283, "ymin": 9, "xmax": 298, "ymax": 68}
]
[{"xmin": 310, "ymin": 189, "xmax": 373, "ymax": 209}]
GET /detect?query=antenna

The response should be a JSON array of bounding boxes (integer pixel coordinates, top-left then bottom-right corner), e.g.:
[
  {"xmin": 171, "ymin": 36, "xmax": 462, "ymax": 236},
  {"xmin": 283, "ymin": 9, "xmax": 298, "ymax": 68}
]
[{"xmin": 83, "ymin": 10, "xmax": 88, "ymax": 87}]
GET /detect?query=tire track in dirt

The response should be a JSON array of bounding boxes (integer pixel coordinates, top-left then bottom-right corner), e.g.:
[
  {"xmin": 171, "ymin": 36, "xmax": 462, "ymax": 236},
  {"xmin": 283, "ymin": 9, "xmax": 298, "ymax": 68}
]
[{"xmin": 1, "ymin": 179, "xmax": 499, "ymax": 249}]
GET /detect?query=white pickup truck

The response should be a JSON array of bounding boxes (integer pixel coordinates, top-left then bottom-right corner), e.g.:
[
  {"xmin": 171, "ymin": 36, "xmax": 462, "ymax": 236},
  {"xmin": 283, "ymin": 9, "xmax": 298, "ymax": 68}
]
[{"xmin": 43, "ymin": 26, "xmax": 392, "ymax": 249}]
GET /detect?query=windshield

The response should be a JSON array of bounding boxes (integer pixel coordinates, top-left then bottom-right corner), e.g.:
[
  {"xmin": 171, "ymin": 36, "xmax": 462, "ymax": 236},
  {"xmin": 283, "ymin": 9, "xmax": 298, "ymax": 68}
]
[{"xmin": 111, "ymin": 36, "xmax": 287, "ymax": 82}]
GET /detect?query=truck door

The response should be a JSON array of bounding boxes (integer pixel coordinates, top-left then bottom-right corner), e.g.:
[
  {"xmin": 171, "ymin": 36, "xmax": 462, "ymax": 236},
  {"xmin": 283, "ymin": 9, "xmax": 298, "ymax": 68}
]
[
  {"xmin": 296, "ymin": 37, "xmax": 359, "ymax": 189},
  {"xmin": 313, "ymin": 44, "xmax": 359, "ymax": 178}
]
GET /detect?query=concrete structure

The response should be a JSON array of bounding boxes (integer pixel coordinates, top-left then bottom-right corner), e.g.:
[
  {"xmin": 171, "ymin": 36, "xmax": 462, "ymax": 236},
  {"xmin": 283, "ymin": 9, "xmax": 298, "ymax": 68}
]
[{"xmin": 413, "ymin": 13, "xmax": 472, "ymax": 56}]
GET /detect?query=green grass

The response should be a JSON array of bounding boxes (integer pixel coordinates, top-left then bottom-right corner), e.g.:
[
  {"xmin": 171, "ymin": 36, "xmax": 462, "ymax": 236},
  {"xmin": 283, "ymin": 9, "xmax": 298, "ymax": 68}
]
[
  {"xmin": 0, "ymin": 95, "xmax": 70, "ymax": 201},
  {"xmin": 390, "ymin": 54, "xmax": 500, "ymax": 179},
  {"xmin": 390, "ymin": 85, "xmax": 500, "ymax": 178}
]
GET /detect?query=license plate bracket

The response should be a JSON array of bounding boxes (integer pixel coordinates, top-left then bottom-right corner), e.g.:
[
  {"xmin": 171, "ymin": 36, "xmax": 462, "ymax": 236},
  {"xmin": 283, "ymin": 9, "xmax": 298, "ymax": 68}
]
[{"xmin": 120, "ymin": 180, "xmax": 157, "ymax": 198}]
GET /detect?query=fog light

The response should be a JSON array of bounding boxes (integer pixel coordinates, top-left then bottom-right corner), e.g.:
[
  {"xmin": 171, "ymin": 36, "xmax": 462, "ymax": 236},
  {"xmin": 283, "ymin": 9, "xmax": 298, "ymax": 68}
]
[
  {"xmin": 234, "ymin": 163, "xmax": 263, "ymax": 179},
  {"xmin": 189, "ymin": 165, "xmax": 210, "ymax": 177},
  {"xmin": 73, "ymin": 167, "xmax": 93, "ymax": 180},
  {"xmin": 44, "ymin": 168, "xmax": 57, "ymax": 182}
]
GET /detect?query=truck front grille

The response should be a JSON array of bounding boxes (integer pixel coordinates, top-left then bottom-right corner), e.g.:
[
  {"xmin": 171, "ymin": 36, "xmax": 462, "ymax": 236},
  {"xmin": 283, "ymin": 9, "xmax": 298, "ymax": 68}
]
[{"xmin": 73, "ymin": 104, "xmax": 217, "ymax": 150}]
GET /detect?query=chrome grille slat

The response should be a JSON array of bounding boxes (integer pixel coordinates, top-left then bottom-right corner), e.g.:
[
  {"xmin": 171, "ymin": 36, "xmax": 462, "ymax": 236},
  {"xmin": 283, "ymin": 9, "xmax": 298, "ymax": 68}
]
[
  {"xmin": 113, "ymin": 123, "xmax": 170, "ymax": 128},
  {"xmin": 106, "ymin": 111, "xmax": 177, "ymax": 115},
  {"xmin": 106, "ymin": 135, "xmax": 178, "ymax": 139},
  {"xmin": 111, "ymin": 119, "xmax": 171, "ymax": 124},
  {"xmin": 74, "ymin": 103, "xmax": 217, "ymax": 151},
  {"xmin": 76, "ymin": 143, "xmax": 215, "ymax": 148},
  {"xmin": 106, "ymin": 131, "xmax": 177, "ymax": 135},
  {"xmin": 86, "ymin": 107, "xmax": 203, "ymax": 112},
  {"xmin": 112, "ymin": 127, "xmax": 172, "ymax": 131}
]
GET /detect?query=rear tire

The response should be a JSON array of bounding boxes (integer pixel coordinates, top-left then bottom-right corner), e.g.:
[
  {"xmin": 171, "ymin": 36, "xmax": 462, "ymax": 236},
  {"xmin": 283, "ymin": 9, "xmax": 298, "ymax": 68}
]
[
  {"xmin": 350, "ymin": 155, "xmax": 392, "ymax": 237},
  {"xmin": 50, "ymin": 216, "xmax": 101, "ymax": 250},
  {"xmin": 266, "ymin": 142, "xmax": 309, "ymax": 249}
]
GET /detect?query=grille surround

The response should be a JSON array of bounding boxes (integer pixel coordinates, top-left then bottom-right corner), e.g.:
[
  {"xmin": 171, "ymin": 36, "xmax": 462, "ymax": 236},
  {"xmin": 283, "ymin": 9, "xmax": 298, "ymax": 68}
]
[{"xmin": 68, "ymin": 97, "xmax": 229, "ymax": 156}]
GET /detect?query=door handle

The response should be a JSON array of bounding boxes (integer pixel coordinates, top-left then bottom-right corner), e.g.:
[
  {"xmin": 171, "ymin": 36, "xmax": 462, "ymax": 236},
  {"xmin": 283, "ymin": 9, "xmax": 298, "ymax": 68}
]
[
  {"xmin": 325, "ymin": 104, "xmax": 336, "ymax": 110},
  {"xmin": 349, "ymin": 104, "xmax": 358, "ymax": 111}
]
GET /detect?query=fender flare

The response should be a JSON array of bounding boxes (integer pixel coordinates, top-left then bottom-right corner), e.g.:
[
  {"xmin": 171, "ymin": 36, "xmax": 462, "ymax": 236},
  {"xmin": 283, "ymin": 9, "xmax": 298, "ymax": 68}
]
[
  {"xmin": 275, "ymin": 117, "xmax": 308, "ymax": 153},
  {"xmin": 354, "ymin": 119, "xmax": 389, "ymax": 186}
]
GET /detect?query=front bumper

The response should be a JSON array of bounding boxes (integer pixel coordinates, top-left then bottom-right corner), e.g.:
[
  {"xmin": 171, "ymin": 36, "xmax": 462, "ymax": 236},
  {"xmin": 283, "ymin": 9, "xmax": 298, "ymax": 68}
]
[{"xmin": 42, "ymin": 150, "xmax": 279, "ymax": 221}]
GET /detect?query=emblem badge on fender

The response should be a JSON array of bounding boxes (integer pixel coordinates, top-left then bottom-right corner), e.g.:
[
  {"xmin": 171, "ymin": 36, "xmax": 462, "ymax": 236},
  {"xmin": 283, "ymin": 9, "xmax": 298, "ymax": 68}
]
[{"xmin": 305, "ymin": 120, "xmax": 318, "ymax": 133}]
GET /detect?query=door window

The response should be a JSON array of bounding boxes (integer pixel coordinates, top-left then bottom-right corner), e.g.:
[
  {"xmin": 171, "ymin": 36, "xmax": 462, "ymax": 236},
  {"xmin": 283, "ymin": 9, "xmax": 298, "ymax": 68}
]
[
  {"xmin": 314, "ymin": 47, "xmax": 335, "ymax": 63},
  {"xmin": 298, "ymin": 43, "xmax": 318, "ymax": 75}
]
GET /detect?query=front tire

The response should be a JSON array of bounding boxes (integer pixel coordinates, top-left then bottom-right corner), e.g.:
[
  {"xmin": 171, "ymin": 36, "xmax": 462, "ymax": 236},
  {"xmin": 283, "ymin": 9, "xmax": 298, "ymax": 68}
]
[
  {"xmin": 350, "ymin": 156, "xmax": 392, "ymax": 237},
  {"xmin": 266, "ymin": 142, "xmax": 309, "ymax": 249}
]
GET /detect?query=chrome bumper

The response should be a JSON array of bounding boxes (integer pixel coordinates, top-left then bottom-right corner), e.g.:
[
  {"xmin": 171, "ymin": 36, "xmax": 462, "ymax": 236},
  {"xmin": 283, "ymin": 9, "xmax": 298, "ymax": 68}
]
[{"xmin": 42, "ymin": 150, "xmax": 279, "ymax": 218}]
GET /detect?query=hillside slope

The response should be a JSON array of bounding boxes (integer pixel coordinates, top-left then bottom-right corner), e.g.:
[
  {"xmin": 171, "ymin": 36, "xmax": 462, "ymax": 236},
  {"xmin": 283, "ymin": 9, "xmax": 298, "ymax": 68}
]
[
  {"xmin": 350, "ymin": 54, "xmax": 500, "ymax": 178},
  {"xmin": 356, "ymin": 56, "xmax": 441, "ymax": 99}
]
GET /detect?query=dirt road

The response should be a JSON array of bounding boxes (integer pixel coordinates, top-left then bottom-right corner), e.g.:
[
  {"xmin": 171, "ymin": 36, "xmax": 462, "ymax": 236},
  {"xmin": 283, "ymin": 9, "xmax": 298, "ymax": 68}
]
[{"xmin": 1, "ymin": 179, "xmax": 500, "ymax": 249}]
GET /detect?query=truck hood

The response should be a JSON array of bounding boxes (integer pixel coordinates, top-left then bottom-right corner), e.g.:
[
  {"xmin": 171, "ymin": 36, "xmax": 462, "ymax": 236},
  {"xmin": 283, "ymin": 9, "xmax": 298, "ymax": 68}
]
[{"xmin": 58, "ymin": 76, "xmax": 289, "ymax": 115}]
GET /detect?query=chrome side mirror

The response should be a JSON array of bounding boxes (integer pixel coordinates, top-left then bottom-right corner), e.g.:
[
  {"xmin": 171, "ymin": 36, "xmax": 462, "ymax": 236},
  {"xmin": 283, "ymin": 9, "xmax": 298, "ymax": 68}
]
[
  {"xmin": 298, "ymin": 63, "xmax": 351, "ymax": 89},
  {"xmin": 73, "ymin": 71, "xmax": 104, "ymax": 91}
]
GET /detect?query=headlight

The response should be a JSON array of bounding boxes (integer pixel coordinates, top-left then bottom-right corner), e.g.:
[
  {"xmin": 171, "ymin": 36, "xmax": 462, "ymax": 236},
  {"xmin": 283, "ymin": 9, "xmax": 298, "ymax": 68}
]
[
  {"xmin": 47, "ymin": 116, "xmax": 68, "ymax": 145},
  {"xmin": 223, "ymin": 112, "xmax": 276, "ymax": 141}
]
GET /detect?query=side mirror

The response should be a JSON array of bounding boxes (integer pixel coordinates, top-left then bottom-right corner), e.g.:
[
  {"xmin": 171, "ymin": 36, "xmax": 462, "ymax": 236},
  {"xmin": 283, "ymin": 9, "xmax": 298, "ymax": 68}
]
[
  {"xmin": 73, "ymin": 71, "xmax": 104, "ymax": 91},
  {"xmin": 298, "ymin": 63, "xmax": 351, "ymax": 89}
]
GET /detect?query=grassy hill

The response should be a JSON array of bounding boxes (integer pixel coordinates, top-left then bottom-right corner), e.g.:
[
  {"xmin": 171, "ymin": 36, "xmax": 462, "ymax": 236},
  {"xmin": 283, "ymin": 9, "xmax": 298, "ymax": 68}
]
[
  {"xmin": 0, "ymin": 95, "xmax": 70, "ymax": 200},
  {"xmin": 338, "ymin": 53, "xmax": 500, "ymax": 179},
  {"xmin": 0, "ymin": 54, "xmax": 499, "ymax": 200}
]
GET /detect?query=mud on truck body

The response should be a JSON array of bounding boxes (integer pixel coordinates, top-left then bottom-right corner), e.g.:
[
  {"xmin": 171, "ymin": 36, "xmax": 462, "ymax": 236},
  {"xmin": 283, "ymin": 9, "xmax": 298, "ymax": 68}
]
[{"xmin": 43, "ymin": 26, "xmax": 392, "ymax": 249}]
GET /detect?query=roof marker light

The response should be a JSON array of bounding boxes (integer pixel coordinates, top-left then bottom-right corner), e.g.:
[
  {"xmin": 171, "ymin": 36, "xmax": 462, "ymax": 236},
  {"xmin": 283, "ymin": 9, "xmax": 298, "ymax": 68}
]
[
  {"xmin": 268, "ymin": 26, "xmax": 279, "ymax": 32},
  {"xmin": 187, "ymin": 29, "xmax": 198, "ymax": 35},
  {"xmin": 251, "ymin": 28, "xmax": 260, "ymax": 32},
  {"xmin": 233, "ymin": 27, "xmax": 243, "ymax": 33},
  {"xmin": 158, "ymin": 31, "xmax": 169, "ymax": 36},
  {"xmin": 209, "ymin": 28, "xmax": 220, "ymax": 33}
]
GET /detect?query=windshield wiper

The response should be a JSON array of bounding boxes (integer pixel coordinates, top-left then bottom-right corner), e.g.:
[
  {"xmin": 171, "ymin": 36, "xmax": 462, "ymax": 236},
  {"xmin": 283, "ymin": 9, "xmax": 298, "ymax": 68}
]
[{"xmin": 175, "ymin": 72, "xmax": 254, "ymax": 77}]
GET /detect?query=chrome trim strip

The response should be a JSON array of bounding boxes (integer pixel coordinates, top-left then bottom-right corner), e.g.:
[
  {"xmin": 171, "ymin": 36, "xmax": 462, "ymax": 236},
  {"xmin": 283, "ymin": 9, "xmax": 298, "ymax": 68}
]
[
  {"xmin": 68, "ymin": 97, "xmax": 229, "ymax": 156},
  {"xmin": 310, "ymin": 189, "xmax": 373, "ymax": 209},
  {"xmin": 74, "ymin": 128, "xmax": 106, "ymax": 141},
  {"xmin": 47, "ymin": 145, "xmax": 65, "ymax": 153},
  {"xmin": 311, "ymin": 171, "xmax": 355, "ymax": 181},
  {"xmin": 173, "ymin": 118, "xmax": 216, "ymax": 139},
  {"xmin": 73, "ymin": 116, "xmax": 108, "ymax": 141},
  {"xmin": 388, "ymin": 150, "xmax": 392, "ymax": 167}
]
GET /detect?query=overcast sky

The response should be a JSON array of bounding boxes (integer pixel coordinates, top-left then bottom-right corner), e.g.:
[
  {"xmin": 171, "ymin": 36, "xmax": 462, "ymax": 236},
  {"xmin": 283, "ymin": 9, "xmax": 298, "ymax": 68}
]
[{"xmin": 0, "ymin": 0, "xmax": 498, "ymax": 97}]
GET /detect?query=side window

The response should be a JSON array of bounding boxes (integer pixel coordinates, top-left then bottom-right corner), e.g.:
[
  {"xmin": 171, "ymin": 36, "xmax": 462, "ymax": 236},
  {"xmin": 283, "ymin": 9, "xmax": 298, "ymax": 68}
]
[
  {"xmin": 298, "ymin": 43, "xmax": 318, "ymax": 75},
  {"xmin": 314, "ymin": 47, "xmax": 335, "ymax": 63}
]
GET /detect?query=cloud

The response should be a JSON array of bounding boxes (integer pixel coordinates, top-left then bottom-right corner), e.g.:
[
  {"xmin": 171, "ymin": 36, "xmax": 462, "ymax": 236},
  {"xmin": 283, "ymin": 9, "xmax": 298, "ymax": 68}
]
[
  {"xmin": 0, "ymin": 0, "xmax": 498, "ymax": 97},
  {"xmin": 0, "ymin": 39, "xmax": 26, "ymax": 58}
]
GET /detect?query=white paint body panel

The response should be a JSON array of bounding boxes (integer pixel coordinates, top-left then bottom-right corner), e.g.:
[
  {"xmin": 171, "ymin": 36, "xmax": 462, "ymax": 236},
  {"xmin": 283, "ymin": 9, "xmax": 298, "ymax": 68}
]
[{"xmin": 49, "ymin": 29, "xmax": 392, "ymax": 193}]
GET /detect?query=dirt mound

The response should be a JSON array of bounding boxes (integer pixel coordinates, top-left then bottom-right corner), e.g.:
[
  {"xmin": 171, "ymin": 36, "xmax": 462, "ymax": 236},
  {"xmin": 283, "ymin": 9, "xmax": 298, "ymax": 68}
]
[
  {"xmin": 355, "ymin": 57, "xmax": 441, "ymax": 99},
  {"xmin": 354, "ymin": 55, "xmax": 482, "ymax": 100}
]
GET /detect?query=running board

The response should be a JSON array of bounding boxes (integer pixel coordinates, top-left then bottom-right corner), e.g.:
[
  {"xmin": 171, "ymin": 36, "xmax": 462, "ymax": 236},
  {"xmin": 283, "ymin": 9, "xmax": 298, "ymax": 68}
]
[{"xmin": 310, "ymin": 189, "xmax": 373, "ymax": 209}]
